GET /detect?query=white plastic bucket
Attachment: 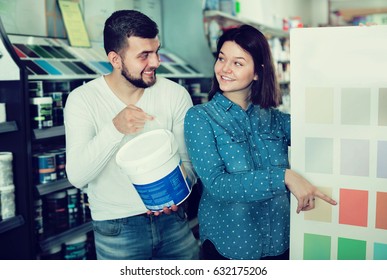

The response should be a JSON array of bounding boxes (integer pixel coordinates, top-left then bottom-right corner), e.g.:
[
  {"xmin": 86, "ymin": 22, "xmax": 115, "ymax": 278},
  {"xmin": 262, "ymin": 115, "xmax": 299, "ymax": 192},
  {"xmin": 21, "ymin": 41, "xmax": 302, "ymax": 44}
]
[{"xmin": 116, "ymin": 129, "xmax": 191, "ymax": 211}]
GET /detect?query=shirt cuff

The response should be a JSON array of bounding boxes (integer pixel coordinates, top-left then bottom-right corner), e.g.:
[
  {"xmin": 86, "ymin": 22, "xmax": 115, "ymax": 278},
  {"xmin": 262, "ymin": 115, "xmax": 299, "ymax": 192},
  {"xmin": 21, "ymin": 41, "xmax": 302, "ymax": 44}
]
[{"xmin": 269, "ymin": 167, "xmax": 288, "ymax": 195}]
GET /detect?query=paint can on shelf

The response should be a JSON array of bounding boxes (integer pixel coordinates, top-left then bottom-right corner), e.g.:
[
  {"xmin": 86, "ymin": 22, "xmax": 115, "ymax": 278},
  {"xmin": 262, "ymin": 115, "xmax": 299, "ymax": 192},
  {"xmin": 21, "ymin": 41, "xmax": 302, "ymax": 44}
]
[
  {"xmin": 67, "ymin": 188, "xmax": 81, "ymax": 228},
  {"xmin": 0, "ymin": 184, "xmax": 15, "ymax": 220},
  {"xmin": 44, "ymin": 191, "xmax": 68, "ymax": 234},
  {"xmin": 40, "ymin": 245, "xmax": 62, "ymax": 260},
  {"xmin": 34, "ymin": 198, "xmax": 44, "ymax": 237},
  {"xmin": 33, "ymin": 152, "xmax": 57, "ymax": 184},
  {"xmin": 0, "ymin": 103, "xmax": 6, "ymax": 123},
  {"xmin": 64, "ymin": 234, "xmax": 87, "ymax": 260},
  {"xmin": 28, "ymin": 80, "xmax": 44, "ymax": 97},
  {"xmin": 80, "ymin": 189, "xmax": 91, "ymax": 222},
  {"xmin": 47, "ymin": 92, "xmax": 64, "ymax": 126},
  {"xmin": 48, "ymin": 149, "xmax": 66, "ymax": 179},
  {"xmin": 0, "ymin": 152, "xmax": 13, "ymax": 187},
  {"xmin": 30, "ymin": 97, "xmax": 53, "ymax": 129}
]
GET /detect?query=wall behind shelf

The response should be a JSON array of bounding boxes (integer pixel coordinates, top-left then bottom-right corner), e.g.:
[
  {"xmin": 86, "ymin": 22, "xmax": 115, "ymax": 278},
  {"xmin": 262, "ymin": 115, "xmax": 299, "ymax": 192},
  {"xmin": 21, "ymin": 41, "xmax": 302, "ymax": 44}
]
[{"xmin": 162, "ymin": 0, "xmax": 215, "ymax": 77}]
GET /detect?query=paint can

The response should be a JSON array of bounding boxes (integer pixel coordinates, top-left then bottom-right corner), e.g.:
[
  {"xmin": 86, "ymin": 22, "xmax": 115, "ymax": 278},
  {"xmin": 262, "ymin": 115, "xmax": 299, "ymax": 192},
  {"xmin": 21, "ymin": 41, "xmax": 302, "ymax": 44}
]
[
  {"xmin": 0, "ymin": 103, "xmax": 6, "ymax": 123},
  {"xmin": 34, "ymin": 198, "xmax": 44, "ymax": 237},
  {"xmin": 47, "ymin": 92, "xmax": 64, "ymax": 126},
  {"xmin": 28, "ymin": 80, "xmax": 44, "ymax": 97},
  {"xmin": 33, "ymin": 152, "xmax": 57, "ymax": 184},
  {"xmin": 0, "ymin": 184, "xmax": 15, "ymax": 220},
  {"xmin": 80, "ymin": 190, "xmax": 91, "ymax": 222},
  {"xmin": 30, "ymin": 97, "xmax": 53, "ymax": 129},
  {"xmin": 0, "ymin": 152, "xmax": 13, "ymax": 187},
  {"xmin": 64, "ymin": 234, "xmax": 87, "ymax": 260},
  {"xmin": 44, "ymin": 191, "xmax": 68, "ymax": 234},
  {"xmin": 48, "ymin": 149, "xmax": 66, "ymax": 179},
  {"xmin": 67, "ymin": 188, "xmax": 80, "ymax": 228},
  {"xmin": 116, "ymin": 129, "xmax": 191, "ymax": 212},
  {"xmin": 40, "ymin": 245, "xmax": 62, "ymax": 260}
]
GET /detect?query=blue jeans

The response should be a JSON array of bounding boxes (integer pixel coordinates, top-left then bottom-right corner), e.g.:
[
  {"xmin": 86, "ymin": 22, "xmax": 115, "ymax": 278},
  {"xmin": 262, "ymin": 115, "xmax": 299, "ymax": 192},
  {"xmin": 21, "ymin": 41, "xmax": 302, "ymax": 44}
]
[{"xmin": 92, "ymin": 208, "xmax": 199, "ymax": 260}]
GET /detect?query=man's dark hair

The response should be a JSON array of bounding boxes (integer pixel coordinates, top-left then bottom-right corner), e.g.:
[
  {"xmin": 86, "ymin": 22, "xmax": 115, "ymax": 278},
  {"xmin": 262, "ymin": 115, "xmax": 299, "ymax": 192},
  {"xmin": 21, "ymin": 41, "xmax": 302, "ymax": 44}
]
[{"xmin": 103, "ymin": 10, "xmax": 159, "ymax": 55}]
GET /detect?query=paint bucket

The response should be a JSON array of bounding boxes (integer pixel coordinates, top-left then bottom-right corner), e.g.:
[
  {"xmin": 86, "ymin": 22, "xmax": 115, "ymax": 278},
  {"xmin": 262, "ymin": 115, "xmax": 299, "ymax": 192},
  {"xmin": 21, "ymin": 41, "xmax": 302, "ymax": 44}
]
[
  {"xmin": 116, "ymin": 129, "xmax": 191, "ymax": 211},
  {"xmin": 48, "ymin": 149, "xmax": 66, "ymax": 179},
  {"xmin": 40, "ymin": 245, "xmax": 62, "ymax": 260},
  {"xmin": 67, "ymin": 188, "xmax": 81, "ymax": 228},
  {"xmin": 33, "ymin": 152, "xmax": 57, "ymax": 184},
  {"xmin": 30, "ymin": 97, "xmax": 53, "ymax": 129},
  {"xmin": 0, "ymin": 152, "xmax": 13, "ymax": 187},
  {"xmin": 44, "ymin": 191, "xmax": 68, "ymax": 234},
  {"xmin": 64, "ymin": 234, "xmax": 87, "ymax": 260},
  {"xmin": 0, "ymin": 184, "xmax": 15, "ymax": 220}
]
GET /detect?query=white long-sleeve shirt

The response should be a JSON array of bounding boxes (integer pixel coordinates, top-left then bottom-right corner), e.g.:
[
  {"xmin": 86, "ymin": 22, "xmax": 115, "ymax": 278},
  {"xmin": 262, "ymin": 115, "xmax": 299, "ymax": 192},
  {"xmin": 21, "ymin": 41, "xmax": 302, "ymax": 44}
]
[{"xmin": 64, "ymin": 76, "xmax": 196, "ymax": 220}]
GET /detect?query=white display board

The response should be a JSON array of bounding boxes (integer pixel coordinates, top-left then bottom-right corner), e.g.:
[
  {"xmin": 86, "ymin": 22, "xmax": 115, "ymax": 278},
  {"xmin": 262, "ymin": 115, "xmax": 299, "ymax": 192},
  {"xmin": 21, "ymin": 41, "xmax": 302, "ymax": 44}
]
[
  {"xmin": 0, "ymin": 38, "xmax": 19, "ymax": 81},
  {"xmin": 0, "ymin": 0, "xmax": 46, "ymax": 36},
  {"xmin": 290, "ymin": 26, "xmax": 387, "ymax": 260}
]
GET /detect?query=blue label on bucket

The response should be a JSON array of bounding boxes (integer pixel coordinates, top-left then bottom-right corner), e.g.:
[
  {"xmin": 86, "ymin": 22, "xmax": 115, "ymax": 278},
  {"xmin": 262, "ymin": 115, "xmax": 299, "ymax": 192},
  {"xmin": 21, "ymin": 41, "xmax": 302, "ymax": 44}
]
[{"xmin": 133, "ymin": 165, "xmax": 191, "ymax": 211}]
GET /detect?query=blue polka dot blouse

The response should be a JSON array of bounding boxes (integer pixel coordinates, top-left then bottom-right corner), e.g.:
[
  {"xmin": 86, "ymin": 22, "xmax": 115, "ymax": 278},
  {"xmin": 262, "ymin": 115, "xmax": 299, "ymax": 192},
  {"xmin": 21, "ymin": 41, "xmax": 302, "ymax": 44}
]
[{"xmin": 184, "ymin": 93, "xmax": 291, "ymax": 260}]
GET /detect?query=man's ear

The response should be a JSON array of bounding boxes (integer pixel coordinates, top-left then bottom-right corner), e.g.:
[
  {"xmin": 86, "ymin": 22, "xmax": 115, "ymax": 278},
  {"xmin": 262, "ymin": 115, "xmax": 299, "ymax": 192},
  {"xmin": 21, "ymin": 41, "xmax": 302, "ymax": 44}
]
[{"xmin": 107, "ymin": 51, "xmax": 122, "ymax": 69}]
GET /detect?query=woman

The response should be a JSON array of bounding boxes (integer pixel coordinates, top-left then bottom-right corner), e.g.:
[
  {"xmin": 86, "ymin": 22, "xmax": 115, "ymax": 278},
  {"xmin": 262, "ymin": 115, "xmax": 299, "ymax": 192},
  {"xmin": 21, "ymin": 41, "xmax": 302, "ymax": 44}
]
[{"xmin": 184, "ymin": 25, "xmax": 337, "ymax": 260}]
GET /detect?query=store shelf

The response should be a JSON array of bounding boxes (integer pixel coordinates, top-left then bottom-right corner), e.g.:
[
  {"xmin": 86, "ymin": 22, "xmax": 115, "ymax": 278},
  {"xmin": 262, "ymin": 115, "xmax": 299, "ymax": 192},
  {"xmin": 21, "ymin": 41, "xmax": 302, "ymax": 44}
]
[
  {"xmin": 36, "ymin": 178, "xmax": 72, "ymax": 196},
  {"xmin": 39, "ymin": 221, "xmax": 92, "ymax": 252},
  {"xmin": 0, "ymin": 121, "xmax": 18, "ymax": 134},
  {"xmin": 204, "ymin": 10, "xmax": 289, "ymax": 38},
  {"xmin": 0, "ymin": 215, "xmax": 25, "ymax": 234},
  {"xmin": 33, "ymin": 125, "xmax": 65, "ymax": 140}
]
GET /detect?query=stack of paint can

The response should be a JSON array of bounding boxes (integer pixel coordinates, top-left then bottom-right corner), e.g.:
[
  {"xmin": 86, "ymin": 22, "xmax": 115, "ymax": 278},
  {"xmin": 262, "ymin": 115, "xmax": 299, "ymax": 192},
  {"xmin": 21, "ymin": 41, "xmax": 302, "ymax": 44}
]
[
  {"xmin": 29, "ymin": 97, "xmax": 53, "ymax": 129},
  {"xmin": 28, "ymin": 80, "xmax": 70, "ymax": 129},
  {"xmin": 0, "ymin": 152, "xmax": 16, "ymax": 221}
]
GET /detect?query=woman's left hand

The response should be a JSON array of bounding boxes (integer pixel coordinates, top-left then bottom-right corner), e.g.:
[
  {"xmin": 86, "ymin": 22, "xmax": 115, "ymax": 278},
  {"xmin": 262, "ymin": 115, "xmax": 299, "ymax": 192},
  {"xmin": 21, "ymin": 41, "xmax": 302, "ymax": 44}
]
[{"xmin": 285, "ymin": 169, "xmax": 338, "ymax": 213}]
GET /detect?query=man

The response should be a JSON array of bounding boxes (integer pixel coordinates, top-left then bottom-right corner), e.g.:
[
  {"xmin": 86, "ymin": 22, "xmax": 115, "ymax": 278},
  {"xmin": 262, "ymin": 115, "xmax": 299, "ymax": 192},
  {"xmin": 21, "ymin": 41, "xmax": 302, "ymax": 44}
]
[{"xmin": 64, "ymin": 10, "xmax": 199, "ymax": 260}]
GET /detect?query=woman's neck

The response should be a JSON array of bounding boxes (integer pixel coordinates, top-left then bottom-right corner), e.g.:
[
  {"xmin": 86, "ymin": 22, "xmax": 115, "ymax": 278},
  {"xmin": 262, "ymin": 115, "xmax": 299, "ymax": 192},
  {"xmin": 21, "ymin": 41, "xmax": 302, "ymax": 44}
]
[{"xmin": 223, "ymin": 91, "xmax": 250, "ymax": 110}]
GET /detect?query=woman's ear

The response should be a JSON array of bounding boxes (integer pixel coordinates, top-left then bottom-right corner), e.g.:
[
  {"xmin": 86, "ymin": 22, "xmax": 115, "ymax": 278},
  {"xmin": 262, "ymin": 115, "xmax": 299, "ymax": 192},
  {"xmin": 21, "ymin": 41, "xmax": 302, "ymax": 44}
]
[
  {"xmin": 107, "ymin": 51, "xmax": 122, "ymax": 69},
  {"xmin": 253, "ymin": 73, "xmax": 258, "ymax": 81}
]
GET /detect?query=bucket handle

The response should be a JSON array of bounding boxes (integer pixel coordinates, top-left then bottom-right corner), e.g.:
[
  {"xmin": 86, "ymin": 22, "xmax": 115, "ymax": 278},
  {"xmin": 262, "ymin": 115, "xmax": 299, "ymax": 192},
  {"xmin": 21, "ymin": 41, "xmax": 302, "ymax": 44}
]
[{"xmin": 164, "ymin": 130, "xmax": 174, "ymax": 155}]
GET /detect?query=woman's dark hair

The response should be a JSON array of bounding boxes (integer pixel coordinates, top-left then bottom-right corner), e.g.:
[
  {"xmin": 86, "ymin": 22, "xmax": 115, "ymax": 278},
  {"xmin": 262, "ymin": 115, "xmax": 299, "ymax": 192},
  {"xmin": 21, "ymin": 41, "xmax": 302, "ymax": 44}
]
[
  {"xmin": 209, "ymin": 25, "xmax": 280, "ymax": 108},
  {"xmin": 103, "ymin": 10, "xmax": 159, "ymax": 55}
]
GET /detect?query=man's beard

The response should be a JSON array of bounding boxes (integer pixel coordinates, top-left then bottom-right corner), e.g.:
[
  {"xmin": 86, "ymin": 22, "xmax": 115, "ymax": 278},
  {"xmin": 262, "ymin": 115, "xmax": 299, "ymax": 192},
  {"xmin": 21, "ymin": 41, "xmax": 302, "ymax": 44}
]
[{"xmin": 121, "ymin": 63, "xmax": 157, "ymax": 89}]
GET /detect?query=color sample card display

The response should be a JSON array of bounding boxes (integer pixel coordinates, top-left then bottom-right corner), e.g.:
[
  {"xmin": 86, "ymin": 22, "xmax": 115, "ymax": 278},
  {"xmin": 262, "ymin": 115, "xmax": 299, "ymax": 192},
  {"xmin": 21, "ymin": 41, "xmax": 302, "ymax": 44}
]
[
  {"xmin": 290, "ymin": 26, "xmax": 387, "ymax": 260},
  {"xmin": 10, "ymin": 35, "xmax": 110, "ymax": 79}
]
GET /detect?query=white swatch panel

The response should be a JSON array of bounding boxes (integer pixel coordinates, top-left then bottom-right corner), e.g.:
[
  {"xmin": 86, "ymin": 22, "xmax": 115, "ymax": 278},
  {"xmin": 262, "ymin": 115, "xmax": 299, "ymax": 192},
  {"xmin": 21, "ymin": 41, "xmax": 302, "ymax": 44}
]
[{"xmin": 290, "ymin": 26, "xmax": 387, "ymax": 260}]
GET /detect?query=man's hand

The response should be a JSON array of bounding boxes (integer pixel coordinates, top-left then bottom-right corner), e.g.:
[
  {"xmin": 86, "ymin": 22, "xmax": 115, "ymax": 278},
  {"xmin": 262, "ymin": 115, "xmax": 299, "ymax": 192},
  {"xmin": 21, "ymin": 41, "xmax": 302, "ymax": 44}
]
[
  {"xmin": 113, "ymin": 104, "xmax": 154, "ymax": 134},
  {"xmin": 147, "ymin": 205, "xmax": 179, "ymax": 216}
]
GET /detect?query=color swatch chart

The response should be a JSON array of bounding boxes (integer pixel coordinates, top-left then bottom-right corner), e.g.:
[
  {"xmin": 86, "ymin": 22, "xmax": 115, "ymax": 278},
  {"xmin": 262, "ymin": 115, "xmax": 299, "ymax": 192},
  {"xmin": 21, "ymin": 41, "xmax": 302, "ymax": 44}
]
[
  {"xmin": 8, "ymin": 34, "xmax": 111, "ymax": 80},
  {"xmin": 7, "ymin": 34, "xmax": 202, "ymax": 80},
  {"xmin": 289, "ymin": 26, "xmax": 387, "ymax": 260},
  {"xmin": 157, "ymin": 49, "xmax": 203, "ymax": 78}
]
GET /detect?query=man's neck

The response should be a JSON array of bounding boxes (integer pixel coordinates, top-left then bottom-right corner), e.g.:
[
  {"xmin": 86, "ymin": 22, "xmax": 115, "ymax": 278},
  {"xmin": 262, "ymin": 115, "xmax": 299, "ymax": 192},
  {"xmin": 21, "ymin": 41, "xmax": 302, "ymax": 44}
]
[{"xmin": 104, "ymin": 73, "xmax": 145, "ymax": 105}]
